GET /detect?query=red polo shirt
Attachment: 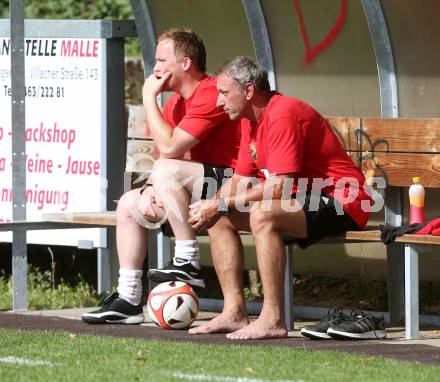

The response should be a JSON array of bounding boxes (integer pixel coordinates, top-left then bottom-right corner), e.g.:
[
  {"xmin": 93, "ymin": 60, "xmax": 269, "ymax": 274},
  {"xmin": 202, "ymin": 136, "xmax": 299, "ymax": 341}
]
[
  {"xmin": 235, "ymin": 92, "xmax": 371, "ymax": 228},
  {"xmin": 161, "ymin": 75, "xmax": 241, "ymax": 168}
]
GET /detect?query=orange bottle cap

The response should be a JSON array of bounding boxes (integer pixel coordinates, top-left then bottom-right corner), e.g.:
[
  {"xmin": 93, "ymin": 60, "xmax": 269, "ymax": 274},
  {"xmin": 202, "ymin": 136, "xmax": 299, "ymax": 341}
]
[{"xmin": 412, "ymin": 176, "xmax": 420, "ymax": 184}]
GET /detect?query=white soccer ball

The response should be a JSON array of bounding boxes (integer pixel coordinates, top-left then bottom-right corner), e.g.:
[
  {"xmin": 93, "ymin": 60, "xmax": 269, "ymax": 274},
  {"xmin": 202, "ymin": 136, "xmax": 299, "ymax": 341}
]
[{"xmin": 147, "ymin": 281, "xmax": 199, "ymax": 330}]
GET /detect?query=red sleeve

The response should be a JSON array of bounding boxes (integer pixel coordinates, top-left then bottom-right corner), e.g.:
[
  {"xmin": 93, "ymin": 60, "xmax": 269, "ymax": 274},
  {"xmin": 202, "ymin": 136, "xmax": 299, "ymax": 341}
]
[
  {"xmin": 234, "ymin": 125, "xmax": 258, "ymax": 177},
  {"xmin": 162, "ymin": 99, "xmax": 170, "ymax": 119},
  {"xmin": 161, "ymin": 95, "xmax": 178, "ymax": 128},
  {"xmin": 266, "ymin": 117, "xmax": 304, "ymax": 175},
  {"xmin": 178, "ymin": 86, "xmax": 228, "ymax": 141}
]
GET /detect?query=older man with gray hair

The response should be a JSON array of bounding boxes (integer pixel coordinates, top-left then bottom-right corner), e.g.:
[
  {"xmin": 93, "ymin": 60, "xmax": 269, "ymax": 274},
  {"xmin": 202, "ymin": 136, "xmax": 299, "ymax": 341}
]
[{"xmin": 188, "ymin": 56, "xmax": 371, "ymax": 340}]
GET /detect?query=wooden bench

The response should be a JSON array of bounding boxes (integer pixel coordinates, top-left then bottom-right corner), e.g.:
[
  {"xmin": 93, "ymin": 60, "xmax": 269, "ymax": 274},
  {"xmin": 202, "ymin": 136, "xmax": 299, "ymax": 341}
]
[
  {"xmin": 171, "ymin": 116, "xmax": 440, "ymax": 339},
  {"xmin": 192, "ymin": 117, "xmax": 440, "ymax": 339},
  {"xmin": 3, "ymin": 115, "xmax": 440, "ymax": 339},
  {"xmin": 323, "ymin": 117, "xmax": 440, "ymax": 339}
]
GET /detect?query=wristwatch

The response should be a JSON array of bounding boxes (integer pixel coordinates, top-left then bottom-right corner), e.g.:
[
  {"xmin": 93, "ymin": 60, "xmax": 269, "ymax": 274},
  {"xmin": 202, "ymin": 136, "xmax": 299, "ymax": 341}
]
[
  {"xmin": 218, "ymin": 197, "xmax": 229, "ymax": 216},
  {"xmin": 140, "ymin": 182, "xmax": 153, "ymax": 194}
]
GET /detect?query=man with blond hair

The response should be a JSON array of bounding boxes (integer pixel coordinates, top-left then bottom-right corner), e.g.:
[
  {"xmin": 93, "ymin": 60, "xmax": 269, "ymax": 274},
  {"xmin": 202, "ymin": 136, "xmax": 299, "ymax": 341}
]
[{"xmin": 82, "ymin": 28, "xmax": 241, "ymax": 324}]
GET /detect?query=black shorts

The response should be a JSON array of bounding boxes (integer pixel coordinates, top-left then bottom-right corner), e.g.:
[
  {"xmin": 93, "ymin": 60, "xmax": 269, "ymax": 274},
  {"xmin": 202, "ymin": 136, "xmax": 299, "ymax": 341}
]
[
  {"xmin": 160, "ymin": 164, "xmax": 232, "ymax": 236},
  {"xmin": 283, "ymin": 191, "xmax": 360, "ymax": 249},
  {"xmin": 201, "ymin": 164, "xmax": 232, "ymax": 199}
]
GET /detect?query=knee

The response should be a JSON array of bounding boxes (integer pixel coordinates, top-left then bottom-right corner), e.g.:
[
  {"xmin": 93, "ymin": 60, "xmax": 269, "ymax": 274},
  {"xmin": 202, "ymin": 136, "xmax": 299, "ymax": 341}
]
[
  {"xmin": 208, "ymin": 216, "xmax": 237, "ymax": 235},
  {"xmin": 249, "ymin": 206, "xmax": 276, "ymax": 234},
  {"xmin": 116, "ymin": 189, "xmax": 138, "ymax": 220},
  {"xmin": 152, "ymin": 159, "xmax": 182, "ymax": 186}
]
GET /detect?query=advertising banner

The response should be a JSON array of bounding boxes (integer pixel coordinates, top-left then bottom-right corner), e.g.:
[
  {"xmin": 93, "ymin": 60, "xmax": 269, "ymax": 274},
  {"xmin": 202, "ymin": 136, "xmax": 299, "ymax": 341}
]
[{"xmin": 0, "ymin": 37, "xmax": 107, "ymax": 247}]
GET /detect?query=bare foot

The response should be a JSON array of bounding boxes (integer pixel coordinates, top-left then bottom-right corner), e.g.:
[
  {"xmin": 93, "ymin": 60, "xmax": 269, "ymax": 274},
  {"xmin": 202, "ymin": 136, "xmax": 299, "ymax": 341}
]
[
  {"xmin": 188, "ymin": 311, "xmax": 249, "ymax": 335},
  {"xmin": 226, "ymin": 318, "xmax": 288, "ymax": 340}
]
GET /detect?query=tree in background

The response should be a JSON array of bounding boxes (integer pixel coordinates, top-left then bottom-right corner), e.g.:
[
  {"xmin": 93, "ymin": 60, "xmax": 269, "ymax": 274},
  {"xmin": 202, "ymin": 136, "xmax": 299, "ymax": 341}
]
[
  {"xmin": 0, "ymin": 0, "xmax": 140, "ymax": 56},
  {"xmin": 1, "ymin": 0, "xmax": 131, "ymax": 20}
]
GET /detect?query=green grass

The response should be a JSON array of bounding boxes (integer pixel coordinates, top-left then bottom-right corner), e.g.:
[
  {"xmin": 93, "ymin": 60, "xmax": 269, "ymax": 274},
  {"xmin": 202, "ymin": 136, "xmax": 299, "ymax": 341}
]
[
  {"xmin": 0, "ymin": 267, "xmax": 100, "ymax": 311},
  {"xmin": 0, "ymin": 329, "xmax": 438, "ymax": 382}
]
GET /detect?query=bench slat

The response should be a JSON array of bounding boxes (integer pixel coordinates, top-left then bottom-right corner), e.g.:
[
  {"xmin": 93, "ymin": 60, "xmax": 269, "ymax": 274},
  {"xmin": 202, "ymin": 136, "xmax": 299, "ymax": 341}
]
[
  {"xmin": 331, "ymin": 230, "xmax": 440, "ymax": 245},
  {"xmin": 395, "ymin": 234, "xmax": 440, "ymax": 245},
  {"xmin": 362, "ymin": 152, "xmax": 440, "ymax": 187},
  {"xmin": 126, "ymin": 139, "xmax": 157, "ymax": 173},
  {"xmin": 37, "ymin": 213, "xmax": 440, "ymax": 246},
  {"xmin": 127, "ymin": 104, "xmax": 151, "ymax": 139},
  {"xmin": 43, "ymin": 212, "xmax": 117, "ymax": 226},
  {"xmin": 327, "ymin": 117, "xmax": 360, "ymax": 152},
  {"xmin": 361, "ymin": 118, "xmax": 440, "ymax": 153},
  {"xmin": 339, "ymin": 229, "xmax": 381, "ymax": 241}
]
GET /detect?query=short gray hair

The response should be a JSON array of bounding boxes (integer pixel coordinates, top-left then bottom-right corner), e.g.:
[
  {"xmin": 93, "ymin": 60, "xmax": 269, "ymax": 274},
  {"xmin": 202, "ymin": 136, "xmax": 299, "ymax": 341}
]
[{"xmin": 216, "ymin": 56, "xmax": 271, "ymax": 92}]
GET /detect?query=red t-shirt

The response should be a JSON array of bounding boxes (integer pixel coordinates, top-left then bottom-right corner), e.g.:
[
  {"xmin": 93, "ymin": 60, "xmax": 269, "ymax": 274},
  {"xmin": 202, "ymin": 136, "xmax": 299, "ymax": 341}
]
[
  {"xmin": 161, "ymin": 75, "xmax": 241, "ymax": 168},
  {"xmin": 235, "ymin": 93, "xmax": 371, "ymax": 228}
]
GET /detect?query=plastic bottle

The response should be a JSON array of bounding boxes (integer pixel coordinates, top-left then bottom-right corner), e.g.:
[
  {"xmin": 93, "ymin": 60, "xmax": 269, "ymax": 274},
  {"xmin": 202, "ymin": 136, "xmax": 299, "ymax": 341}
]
[{"xmin": 409, "ymin": 176, "xmax": 425, "ymax": 225}]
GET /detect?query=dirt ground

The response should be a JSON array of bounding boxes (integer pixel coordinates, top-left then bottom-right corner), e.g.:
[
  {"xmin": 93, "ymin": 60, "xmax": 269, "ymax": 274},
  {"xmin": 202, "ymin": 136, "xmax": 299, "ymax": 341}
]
[{"xmin": 1, "ymin": 311, "xmax": 440, "ymax": 365}]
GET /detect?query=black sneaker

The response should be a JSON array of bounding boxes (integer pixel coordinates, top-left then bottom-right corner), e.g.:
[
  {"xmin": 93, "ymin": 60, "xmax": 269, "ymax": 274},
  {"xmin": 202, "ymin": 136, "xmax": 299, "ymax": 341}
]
[
  {"xmin": 300, "ymin": 308, "xmax": 351, "ymax": 340},
  {"xmin": 147, "ymin": 258, "xmax": 205, "ymax": 288},
  {"xmin": 327, "ymin": 311, "xmax": 386, "ymax": 340},
  {"xmin": 81, "ymin": 292, "xmax": 144, "ymax": 324}
]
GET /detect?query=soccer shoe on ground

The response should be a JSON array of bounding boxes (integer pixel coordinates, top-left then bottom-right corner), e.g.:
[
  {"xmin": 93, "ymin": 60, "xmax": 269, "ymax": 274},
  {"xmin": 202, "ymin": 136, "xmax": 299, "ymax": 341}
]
[
  {"xmin": 147, "ymin": 258, "xmax": 205, "ymax": 288},
  {"xmin": 327, "ymin": 311, "xmax": 386, "ymax": 340},
  {"xmin": 81, "ymin": 292, "xmax": 144, "ymax": 324},
  {"xmin": 300, "ymin": 308, "xmax": 351, "ymax": 340}
]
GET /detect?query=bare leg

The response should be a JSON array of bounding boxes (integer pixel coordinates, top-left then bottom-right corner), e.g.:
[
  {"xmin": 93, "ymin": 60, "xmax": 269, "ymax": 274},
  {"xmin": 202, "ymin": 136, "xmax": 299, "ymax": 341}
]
[
  {"xmin": 189, "ymin": 212, "xmax": 250, "ymax": 334},
  {"xmin": 227, "ymin": 201, "xmax": 306, "ymax": 340},
  {"xmin": 152, "ymin": 159, "xmax": 205, "ymax": 240},
  {"xmin": 116, "ymin": 188, "xmax": 165, "ymax": 269}
]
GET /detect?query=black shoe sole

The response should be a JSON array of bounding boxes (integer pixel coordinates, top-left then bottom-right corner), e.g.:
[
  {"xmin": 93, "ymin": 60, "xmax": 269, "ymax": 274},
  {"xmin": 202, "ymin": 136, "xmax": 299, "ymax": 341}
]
[
  {"xmin": 327, "ymin": 328, "xmax": 386, "ymax": 340},
  {"xmin": 147, "ymin": 270, "xmax": 205, "ymax": 288},
  {"xmin": 81, "ymin": 314, "xmax": 144, "ymax": 325},
  {"xmin": 82, "ymin": 316, "xmax": 110, "ymax": 324},
  {"xmin": 300, "ymin": 328, "xmax": 332, "ymax": 340}
]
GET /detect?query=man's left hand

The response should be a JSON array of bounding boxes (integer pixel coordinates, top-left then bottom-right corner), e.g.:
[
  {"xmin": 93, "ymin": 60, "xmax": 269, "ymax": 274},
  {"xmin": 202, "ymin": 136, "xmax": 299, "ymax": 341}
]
[{"xmin": 189, "ymin": 199, "xmax": 221, "ymax": 231}]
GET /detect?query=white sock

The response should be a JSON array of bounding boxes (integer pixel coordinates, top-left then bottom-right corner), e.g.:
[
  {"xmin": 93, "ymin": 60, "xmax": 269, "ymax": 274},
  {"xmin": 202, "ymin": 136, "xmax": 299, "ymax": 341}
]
[
  {"xmin": 174, "ymin": 240, "xmax": 201, "ymax": 270},
  {"xmin": 117, "ymin": 268, "xmax": 143, "ymax": 306}
]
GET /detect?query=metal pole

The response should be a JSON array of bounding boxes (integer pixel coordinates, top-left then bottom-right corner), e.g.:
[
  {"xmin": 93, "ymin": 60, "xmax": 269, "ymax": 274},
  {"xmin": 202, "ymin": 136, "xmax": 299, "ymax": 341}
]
[
  {"xmin": 10, "ymin": 0, "xmax": 27, "ymax": 310},
  {"xmin": 130, "ymin": 0, "xmax": 169, "ymax": 292},
  {"xmin": 361, "ymin": 0, "xmax": 403, "ymax": 325},
  {"xmin": 104, "ymin": 37, "xmax": 126, "ymax": 292},
  {"xmin": 242, "ymin": 0, "xmax": 277, "ymax": 90},
  {"xmin": 404, "ymin": 244, "xmax": 419, "ymax": 339},
  {"xmin": 129, "ymin": 0, "xmax": 156, "ymax": 77},
  {"xmin": 361, "ymin": 0, "xmax": 399, "ymax": 118}
]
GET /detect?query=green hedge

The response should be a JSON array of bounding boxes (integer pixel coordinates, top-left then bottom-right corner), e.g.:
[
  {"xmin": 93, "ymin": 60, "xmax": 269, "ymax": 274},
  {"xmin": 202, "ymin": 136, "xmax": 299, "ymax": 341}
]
[
  {"xmin": 0, "ymin": 0, "xmax": 140, "ymax": 56},
  {"xmin": 0, "ymin": 0, "xmax": 131, "ymax": 20}
]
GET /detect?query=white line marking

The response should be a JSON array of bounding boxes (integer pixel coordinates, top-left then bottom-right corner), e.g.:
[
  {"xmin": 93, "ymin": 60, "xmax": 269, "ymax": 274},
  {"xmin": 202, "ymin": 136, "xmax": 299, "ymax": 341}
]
[
  {"xmin": 0, "ymin": 356, "xmax": 57, "ymax": 367},
  {"xmin": 164, "ymin": 371, "xmax": 305, "ymax": 382}
]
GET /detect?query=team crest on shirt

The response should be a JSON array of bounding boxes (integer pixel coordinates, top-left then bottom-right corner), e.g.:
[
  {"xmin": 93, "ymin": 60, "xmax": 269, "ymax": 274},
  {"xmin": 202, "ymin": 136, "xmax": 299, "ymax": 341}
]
[{"xmin": 250, "ymin": 141, "xmax": 257, "ymax": 161}]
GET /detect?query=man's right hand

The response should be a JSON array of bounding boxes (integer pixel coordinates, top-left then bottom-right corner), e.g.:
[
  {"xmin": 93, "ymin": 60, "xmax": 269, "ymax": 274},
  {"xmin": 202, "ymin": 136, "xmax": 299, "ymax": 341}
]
[
  {"xmin": 188, "ymin": 199, "xmax": 221, "ymax": 231},
  {"xmin": 138, "ymin": 186, "xmax": 159, "ymax": 220},
  {"xmin": 142, "ymin": 72, "xmax": 172, "ymax": 101}
]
